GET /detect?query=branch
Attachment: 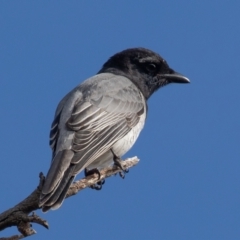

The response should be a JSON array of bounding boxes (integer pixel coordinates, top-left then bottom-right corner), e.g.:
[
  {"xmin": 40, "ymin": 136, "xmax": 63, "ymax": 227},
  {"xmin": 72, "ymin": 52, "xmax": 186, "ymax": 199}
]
[{"xmin": 0, "ymin": 157, "xmax": 139, "ymax": 239}]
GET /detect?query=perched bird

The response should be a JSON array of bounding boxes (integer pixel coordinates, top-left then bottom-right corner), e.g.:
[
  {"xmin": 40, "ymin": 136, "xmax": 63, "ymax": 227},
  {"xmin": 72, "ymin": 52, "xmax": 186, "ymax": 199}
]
[{"xmin": 39, "ymin": 48, "xmax": 190, "ymax": 212}]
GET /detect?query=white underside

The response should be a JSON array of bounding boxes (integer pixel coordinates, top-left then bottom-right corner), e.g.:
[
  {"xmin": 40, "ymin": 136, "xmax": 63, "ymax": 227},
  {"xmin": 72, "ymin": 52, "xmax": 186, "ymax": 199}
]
[{"xmin": 88, "ymin": 99, "xmax": 146, "ymax": 169}]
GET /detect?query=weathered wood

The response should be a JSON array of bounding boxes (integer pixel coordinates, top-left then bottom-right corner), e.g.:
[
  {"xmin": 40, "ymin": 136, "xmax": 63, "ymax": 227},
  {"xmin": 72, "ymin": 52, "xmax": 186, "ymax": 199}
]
[{"xmin": 0, "ymin": 157, "xmax": 139, "ymax": 239}]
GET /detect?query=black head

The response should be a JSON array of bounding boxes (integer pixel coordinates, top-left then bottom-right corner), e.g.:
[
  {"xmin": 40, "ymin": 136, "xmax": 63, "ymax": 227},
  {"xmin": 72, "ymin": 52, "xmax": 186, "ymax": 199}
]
[{"xmin": 98, "ymin": 48, "xmax": 190, "ymax": 99}]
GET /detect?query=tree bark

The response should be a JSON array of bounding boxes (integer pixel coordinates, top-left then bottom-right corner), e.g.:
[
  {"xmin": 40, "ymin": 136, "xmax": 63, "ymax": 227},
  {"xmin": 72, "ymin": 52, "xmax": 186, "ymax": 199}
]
[{"xmin": 0, "ymin": 157, "xmax": 139, "ymax": 240}]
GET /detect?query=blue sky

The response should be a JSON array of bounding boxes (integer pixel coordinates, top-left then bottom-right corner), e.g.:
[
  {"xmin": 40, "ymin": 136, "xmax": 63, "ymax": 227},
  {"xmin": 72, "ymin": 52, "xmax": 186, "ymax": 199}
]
[{"xmin": 0, "ymin": 1, "xmax": 239, "ymax": 239}]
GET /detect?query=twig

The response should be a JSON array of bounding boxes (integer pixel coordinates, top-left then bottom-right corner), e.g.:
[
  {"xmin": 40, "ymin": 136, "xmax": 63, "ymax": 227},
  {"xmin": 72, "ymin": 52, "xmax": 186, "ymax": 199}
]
[{"xmin": 0, "ymin": 157, "xmax": 139, "ymax": 239}]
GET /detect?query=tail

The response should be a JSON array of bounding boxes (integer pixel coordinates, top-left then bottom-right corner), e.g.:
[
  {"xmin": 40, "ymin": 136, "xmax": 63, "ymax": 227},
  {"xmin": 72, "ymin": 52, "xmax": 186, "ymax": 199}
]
[{"xmin": 39, "ymin": 149, "xmax": 75, "ymax": 212}]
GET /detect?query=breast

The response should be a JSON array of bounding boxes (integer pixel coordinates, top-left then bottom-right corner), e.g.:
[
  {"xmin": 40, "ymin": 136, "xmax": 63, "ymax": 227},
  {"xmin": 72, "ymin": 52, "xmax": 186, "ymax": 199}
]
[{"xmin": 112, "ymin": 99, "xmax": 147, "ymax": 157}]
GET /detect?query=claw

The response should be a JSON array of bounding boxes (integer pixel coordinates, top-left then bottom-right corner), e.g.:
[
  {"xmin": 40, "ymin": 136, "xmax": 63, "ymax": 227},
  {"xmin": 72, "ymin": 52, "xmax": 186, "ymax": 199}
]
[
  {"xmin": 119, "ymin": 171, "xmax": 125, "ymax": 179},
  {"xmin": 98, "ymin": 179, "xmax": 105, "ymax": 185},
  {"xmin": 85, "ymin": 168, "xmax": 105, "ymax": 190},
  {"xmin": 110, "ymin": 149, "xmax": 129, "ymax": 178},
  {"xmin": 91, "ymin": 184, "xmax": 102, "ymax": 190},
  {"xmin": 84, "ymin": 168, "xmax": 101, "ymax": 180}
]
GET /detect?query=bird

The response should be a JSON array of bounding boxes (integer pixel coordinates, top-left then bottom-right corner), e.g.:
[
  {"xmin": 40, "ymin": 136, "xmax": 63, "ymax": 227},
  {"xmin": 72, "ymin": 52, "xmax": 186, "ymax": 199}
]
[{"xmin": 39, "ymin": 47, "xmax": 190, "ymax": 212}]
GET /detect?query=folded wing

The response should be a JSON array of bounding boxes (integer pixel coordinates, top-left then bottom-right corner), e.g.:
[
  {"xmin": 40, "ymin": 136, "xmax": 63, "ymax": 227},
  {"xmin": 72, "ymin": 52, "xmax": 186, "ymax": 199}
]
[{"xmin": 39, "ymin": 73, "xmax": 146, "ymax": 211}]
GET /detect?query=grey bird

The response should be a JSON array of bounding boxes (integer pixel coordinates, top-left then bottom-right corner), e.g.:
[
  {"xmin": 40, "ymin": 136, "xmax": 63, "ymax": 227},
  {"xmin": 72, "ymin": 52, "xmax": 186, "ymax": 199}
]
[{"xmin": 39, "ymin": 48, "xmax": 190, "ymax": 212}]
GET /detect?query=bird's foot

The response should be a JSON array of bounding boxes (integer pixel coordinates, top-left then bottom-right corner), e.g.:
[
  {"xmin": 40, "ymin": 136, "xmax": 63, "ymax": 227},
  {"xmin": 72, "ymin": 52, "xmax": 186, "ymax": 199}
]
[
  {"xmin": 84, "ymin": 168, "xmax": 105, "ymax": 190},
  {"xmin": 111, "ymin": 149, "xmax": 129, "ymax": 179}
]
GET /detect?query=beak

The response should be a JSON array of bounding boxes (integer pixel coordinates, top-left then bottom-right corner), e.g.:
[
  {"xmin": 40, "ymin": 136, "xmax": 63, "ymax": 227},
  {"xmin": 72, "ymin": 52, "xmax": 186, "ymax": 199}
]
[{"xmin": 162, "ymin": 71, "xmax": 190, "ymax": 84}]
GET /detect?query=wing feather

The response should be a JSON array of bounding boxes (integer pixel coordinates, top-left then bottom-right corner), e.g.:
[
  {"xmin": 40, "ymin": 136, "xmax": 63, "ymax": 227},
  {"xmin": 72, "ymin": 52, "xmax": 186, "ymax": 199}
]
[
  {"xmin": 41, "ymin": 73, "xmax": 147, "ymax": 210},
  {"xmin": 49, "ymin": 73, "xmax": 146, "ymax": 175}
]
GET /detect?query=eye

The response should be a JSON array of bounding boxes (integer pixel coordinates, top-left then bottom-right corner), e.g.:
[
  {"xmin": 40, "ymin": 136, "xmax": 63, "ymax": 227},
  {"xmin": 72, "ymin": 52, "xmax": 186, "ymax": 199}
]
[{"xmin": 146, "ymin": 63, "xmax": 157, "ymax": 72}]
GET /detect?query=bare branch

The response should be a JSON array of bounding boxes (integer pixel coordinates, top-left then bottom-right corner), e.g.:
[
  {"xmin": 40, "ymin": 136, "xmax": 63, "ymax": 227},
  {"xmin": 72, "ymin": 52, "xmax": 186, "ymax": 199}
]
[
  {"xmin": 0, "ymin": 157, "xmax": 139, "ymax": 239},
  {"xmin": 67, "ymin": 156, "xmax": 139, "ymax": 197}
]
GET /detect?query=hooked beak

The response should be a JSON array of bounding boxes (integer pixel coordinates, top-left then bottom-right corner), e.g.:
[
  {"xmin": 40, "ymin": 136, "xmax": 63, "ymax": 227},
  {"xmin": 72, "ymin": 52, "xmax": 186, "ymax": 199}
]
[{"xmin": 162, "ymin": 71, "xmax": 190, "ymax": 84}]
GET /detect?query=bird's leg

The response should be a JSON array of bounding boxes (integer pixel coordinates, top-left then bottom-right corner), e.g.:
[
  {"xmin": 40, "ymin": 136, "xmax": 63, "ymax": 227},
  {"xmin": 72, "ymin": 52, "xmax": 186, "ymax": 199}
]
[
  {"xmin": 84, "ymin": 168, "xmax": 105, "ymax": 190},
  {"xmin": 110, "ymin": 149, "xmax": 129, "ymax": 179}
]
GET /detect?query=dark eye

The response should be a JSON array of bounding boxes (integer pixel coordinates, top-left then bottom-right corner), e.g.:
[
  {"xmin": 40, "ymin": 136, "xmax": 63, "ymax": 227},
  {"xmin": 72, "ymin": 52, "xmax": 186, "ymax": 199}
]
[{"xmin": 146, "ymin": 63, "xmax": 157, "ymax": 72}]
